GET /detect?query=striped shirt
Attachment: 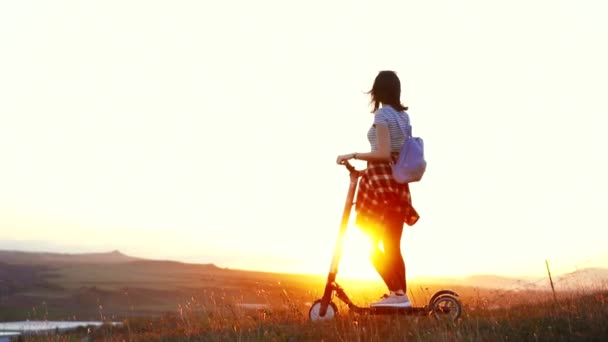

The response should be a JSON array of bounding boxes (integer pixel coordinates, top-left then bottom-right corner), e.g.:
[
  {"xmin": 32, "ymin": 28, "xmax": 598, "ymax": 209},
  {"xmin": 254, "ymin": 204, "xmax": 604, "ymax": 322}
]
[{"xmin": 367, "ymin": 105, "xmax": 411, "ymax": 152}]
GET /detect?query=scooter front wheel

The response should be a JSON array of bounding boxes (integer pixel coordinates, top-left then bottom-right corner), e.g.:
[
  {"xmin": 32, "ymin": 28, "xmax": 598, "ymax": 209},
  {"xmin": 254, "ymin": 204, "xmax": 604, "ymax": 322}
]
[{"xmin": 308, "ymin": 299, "xmax": 338, "ymax": 321}]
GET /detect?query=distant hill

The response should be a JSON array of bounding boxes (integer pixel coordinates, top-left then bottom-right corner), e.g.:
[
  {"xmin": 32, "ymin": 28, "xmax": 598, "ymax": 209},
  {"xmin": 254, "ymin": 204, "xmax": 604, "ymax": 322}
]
[
  {"xmin": 415, "ymin": 274, "xmax": 541, "ymax": 290},
  {"xmin": 0, "ymin": 249, "xmax": 141, "ymax": 264},
  {"xmin": 416, "ymin": 268, "xmax": 608, "ymax": 291},
  {"xmin": 0, "ymin": 251, "xmax": 321, "ymax": 321},
  {"xmin": 462, "ymin": 274, "xmax": 541, "ymax": 290},
  {"xmin": 553, "ymin": 267, "xmax": 608, "ymax": 290},
  {"xmin": 2, "ymin": 249, "xmax": 607, "ymax": 291}
]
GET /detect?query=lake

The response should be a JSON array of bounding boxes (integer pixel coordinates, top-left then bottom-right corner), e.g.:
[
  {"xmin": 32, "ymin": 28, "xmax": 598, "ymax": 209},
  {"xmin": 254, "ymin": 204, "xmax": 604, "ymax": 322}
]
[{"xmin": 0, "ymin": 320, "xmax": 122, "ymax": 337}]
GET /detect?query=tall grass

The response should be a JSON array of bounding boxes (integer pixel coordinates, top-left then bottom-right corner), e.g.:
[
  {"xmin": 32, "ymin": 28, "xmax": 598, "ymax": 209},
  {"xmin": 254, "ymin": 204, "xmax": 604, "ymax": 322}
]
[{"xmin": 19, "ymin": 287, "xmax": 608, "ymax": 341}]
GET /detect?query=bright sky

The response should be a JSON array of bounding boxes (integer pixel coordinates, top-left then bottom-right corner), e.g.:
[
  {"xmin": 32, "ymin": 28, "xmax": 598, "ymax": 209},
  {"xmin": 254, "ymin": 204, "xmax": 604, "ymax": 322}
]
[{"xmin": 1, "ymin": 0, "xmax": 607, "ymax": 280}]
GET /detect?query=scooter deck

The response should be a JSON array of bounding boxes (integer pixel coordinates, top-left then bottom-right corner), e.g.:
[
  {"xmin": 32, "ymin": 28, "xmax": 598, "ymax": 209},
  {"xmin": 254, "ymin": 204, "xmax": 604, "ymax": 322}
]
[{"xmin": 350, "ymin": 305, "xmax": 430, "ymax": 315}]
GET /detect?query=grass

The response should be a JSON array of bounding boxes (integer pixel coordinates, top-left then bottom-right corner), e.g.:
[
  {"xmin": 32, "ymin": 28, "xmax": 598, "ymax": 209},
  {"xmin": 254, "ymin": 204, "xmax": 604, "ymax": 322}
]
[
  {"xmin": 4, "ymin": 260, "xmax": 607, "ymax": 340},
  {"xmin": 17, "ymin": 288, "xmax": 608, "ymax": 341}
]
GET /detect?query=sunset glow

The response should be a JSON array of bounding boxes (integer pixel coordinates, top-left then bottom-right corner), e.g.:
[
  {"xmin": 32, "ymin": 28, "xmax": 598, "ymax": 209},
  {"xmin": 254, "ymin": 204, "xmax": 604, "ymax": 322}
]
[{"xmin": 1, "ymin": 0, "xmax": 608, "ymax": 281}]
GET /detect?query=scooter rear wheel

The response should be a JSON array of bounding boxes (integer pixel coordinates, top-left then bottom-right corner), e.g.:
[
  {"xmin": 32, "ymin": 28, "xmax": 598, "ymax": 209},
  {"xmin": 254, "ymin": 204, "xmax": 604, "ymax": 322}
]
[
  {"xmin": 431, "ymin": 295, "xmax": 462, "ymax": 321},
  {"xmin": 308, "ymin": 299, "xmax": 338, "ymax": 321}
]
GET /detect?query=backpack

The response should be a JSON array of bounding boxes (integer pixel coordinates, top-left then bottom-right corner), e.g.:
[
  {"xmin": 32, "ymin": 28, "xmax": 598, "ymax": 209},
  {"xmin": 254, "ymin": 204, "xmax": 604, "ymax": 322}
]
[{"xmin": 390, "ymin": 110, "xmax": 426, "ymax": 183}]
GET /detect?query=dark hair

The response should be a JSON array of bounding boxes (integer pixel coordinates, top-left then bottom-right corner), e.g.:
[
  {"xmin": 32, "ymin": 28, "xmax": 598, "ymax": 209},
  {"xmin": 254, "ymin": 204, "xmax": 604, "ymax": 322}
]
[{"xmin": 367, "ymin": 70, "xmax": 408, "ymax": 113}]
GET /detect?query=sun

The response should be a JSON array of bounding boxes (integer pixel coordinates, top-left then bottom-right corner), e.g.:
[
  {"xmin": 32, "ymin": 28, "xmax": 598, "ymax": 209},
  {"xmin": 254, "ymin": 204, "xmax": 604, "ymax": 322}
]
[
  {"xmin": 335, "ymin": 225, "xmax": 379, "ymax": 281},
  {"xmin": 329, "ymin": 223, "xmax": 427, "ymax": 283}
]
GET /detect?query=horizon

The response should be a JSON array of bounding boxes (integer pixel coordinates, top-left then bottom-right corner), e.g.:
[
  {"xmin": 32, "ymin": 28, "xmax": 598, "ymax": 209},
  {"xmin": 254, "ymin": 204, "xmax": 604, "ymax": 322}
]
[
  {"xmin": 1, "ymin": 245, "xmax": 606, "ymax": 282},
  {"xmin": 1, "ymin": 1, "xmax": 608, "ymax": 281}
]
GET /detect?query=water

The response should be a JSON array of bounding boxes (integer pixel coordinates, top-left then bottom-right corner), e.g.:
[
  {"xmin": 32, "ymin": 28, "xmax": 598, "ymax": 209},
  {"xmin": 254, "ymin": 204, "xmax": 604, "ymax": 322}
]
[
  {"xmin": 0, "ymin": 331, "xmax": 21, "ymax": 342},
  {"xmin": 0, "ymin": 320, "xmax": 121, "ymax": 334}
]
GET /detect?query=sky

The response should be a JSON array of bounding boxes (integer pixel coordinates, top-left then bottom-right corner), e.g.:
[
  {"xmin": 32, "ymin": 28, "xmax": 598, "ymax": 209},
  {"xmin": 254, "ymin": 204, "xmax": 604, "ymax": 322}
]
[{"xmin": 1, "ymin": 0, "xmax": 607, "ymax": 281}]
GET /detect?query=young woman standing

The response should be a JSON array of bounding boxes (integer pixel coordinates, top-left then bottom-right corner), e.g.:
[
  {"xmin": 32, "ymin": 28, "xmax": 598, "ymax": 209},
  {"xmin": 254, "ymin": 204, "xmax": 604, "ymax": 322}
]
[{"xmin": 336, "ymin": 70, "xmax": 420, "ymax": 307}]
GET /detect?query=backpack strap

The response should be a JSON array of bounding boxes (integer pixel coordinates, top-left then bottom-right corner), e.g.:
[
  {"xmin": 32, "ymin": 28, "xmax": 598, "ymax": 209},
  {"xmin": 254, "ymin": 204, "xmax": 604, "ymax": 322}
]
[{"xmin": 386, "ymin": 106, "xmax": 412, "ymax": 139}]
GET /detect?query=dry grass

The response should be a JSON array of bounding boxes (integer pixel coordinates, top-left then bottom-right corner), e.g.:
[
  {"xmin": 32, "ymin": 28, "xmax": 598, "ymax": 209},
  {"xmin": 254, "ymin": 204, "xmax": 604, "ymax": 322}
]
[
  {"xmin": 18, "ymin": 288, "xmax": 608, "ymax": 341},
  {"xmin": 6, "ymin": 260, "xmax": 608, "ymax": 341}
]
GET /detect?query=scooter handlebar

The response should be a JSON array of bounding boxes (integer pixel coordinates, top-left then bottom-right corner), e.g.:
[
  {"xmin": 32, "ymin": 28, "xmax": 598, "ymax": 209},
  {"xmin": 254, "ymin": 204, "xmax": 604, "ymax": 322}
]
[{"xmin": 339, "ymin": 160, "xmax": 357, "ymax": 174}]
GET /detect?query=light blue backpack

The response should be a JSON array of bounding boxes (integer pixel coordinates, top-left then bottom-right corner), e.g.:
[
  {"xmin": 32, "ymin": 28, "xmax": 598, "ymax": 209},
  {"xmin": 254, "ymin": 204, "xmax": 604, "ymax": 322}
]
[{"xmin": 391, "ymin": 110, "xmax": 426, "ymax": 183}]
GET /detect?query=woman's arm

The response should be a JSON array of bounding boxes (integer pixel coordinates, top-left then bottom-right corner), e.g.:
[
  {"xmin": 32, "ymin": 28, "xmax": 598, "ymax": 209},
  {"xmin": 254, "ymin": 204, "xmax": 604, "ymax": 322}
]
[{"xmin": 336, "ymin": 124, "xmax": 392, "ymax": 164}]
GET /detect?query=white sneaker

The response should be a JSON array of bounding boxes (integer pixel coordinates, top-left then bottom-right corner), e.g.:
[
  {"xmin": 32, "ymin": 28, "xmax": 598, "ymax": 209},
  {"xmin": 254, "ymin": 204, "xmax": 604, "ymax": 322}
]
[{"xmin": 370, "ymin": 293, "xmax": 412, "ymax": 308}]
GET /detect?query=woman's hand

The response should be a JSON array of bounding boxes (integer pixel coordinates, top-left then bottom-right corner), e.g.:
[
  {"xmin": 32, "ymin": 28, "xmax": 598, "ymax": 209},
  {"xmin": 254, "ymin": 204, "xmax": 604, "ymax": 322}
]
[{"xmin": 336, "ymin": 153, "xmax": 356, "ymax": 164}]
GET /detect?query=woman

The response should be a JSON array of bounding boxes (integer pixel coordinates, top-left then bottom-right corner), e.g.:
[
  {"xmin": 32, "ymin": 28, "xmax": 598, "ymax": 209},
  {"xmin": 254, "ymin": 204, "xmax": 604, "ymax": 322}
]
[{"xmin": 336, "ymin": 70, "xmax": 419, "ymax": 308}]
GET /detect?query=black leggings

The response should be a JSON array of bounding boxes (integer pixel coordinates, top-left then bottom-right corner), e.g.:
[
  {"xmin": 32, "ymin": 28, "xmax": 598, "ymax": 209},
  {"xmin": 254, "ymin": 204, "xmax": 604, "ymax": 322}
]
[{"xmin": 366, "ymin": 209, "xmax": 406, "ymax": 292}]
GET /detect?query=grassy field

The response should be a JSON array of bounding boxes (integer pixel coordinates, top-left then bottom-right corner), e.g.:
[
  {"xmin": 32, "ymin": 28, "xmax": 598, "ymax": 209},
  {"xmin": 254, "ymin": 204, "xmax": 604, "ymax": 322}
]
[
  {"xmin": 16, "ymin": 288, "xmax": 608, "ymax": 341},
  {"xmin": 3, "ymin": 257, "xmax": 608, "ymax": 340}
]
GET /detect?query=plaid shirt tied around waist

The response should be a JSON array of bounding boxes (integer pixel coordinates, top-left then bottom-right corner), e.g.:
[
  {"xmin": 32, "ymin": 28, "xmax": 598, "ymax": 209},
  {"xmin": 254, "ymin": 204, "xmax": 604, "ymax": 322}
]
[{"xmin": 355, "ymin": 159, "xmax": 420, "ymax": 230}]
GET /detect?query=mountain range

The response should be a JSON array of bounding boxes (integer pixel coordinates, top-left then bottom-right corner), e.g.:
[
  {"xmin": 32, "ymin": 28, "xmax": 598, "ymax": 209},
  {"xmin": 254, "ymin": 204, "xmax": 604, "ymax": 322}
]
[
  {"xmin": 1, "ymin": 249, "xmax": 607, "ymax": 291},
  {"xmin": 418, "ymin": 268, "xmax": 608, "ymax": 291},
  {"xmin": 0, "ymin": 249, "xmax": 139, "ymax": 264}
]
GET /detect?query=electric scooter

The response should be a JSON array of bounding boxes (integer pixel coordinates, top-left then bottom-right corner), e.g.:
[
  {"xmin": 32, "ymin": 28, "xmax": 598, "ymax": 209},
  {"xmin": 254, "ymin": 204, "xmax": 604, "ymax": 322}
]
[{"xmin": 308, "ymin": 161, "xmax": 462, "ymax": 321}]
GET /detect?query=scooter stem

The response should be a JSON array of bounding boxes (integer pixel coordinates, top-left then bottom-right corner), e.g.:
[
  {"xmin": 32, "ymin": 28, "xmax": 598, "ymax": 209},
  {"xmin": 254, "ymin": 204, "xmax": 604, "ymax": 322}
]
[
  {"xmin": 328, "ymin": 163, "xmax": 360, "ymax": 276},
  {"xmin": 319, "ymin": 161, "xmax": 361, "ymax": 316}
]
